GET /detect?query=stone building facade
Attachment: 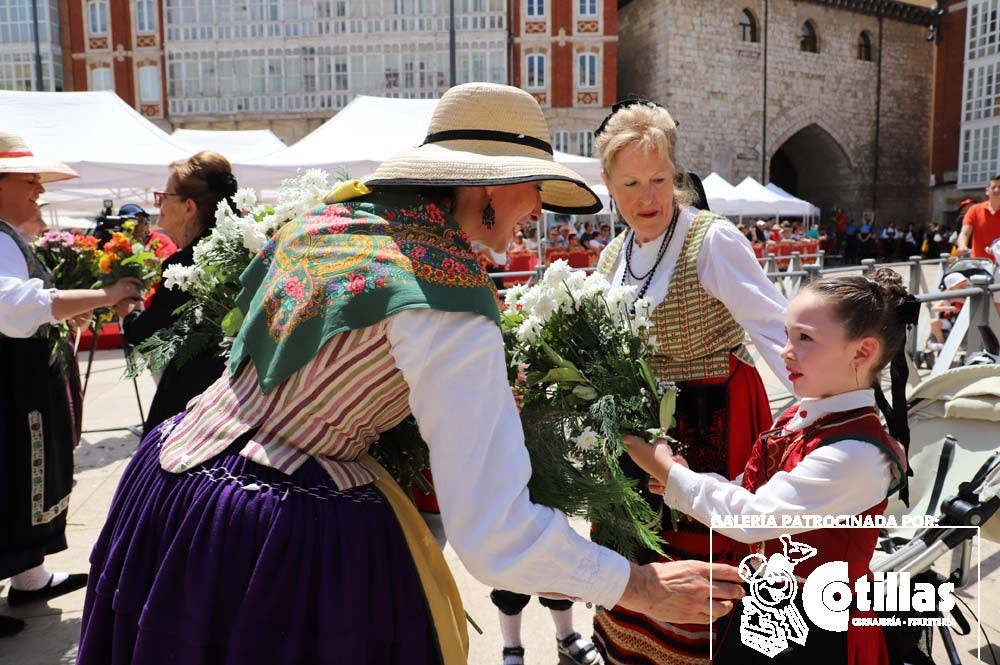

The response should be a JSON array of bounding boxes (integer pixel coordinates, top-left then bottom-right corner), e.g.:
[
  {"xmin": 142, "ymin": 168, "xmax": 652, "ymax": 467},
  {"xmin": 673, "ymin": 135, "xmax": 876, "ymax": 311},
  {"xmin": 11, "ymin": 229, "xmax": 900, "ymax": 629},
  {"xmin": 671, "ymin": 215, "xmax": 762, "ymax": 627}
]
[{"xmin": 618, "ymin": 0, "xmax": 935, "ymax": 225}]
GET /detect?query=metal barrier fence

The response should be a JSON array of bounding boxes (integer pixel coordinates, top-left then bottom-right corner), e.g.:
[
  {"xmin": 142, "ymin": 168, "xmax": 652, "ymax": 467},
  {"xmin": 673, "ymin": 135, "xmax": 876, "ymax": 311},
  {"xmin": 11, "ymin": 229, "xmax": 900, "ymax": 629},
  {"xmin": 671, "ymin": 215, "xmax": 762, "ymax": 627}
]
[{"xmin": 488, "ymin": 252, "xmax": 998, "ymax": 374}]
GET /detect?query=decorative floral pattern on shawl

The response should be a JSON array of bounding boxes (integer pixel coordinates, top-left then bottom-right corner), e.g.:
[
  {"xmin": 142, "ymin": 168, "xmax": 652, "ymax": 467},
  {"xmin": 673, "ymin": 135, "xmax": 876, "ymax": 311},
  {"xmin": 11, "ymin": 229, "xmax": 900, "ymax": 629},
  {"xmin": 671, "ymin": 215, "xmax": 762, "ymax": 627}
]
[{"xmin": 229, "ymin": 190, "xmax": 500, "ymax": 393}]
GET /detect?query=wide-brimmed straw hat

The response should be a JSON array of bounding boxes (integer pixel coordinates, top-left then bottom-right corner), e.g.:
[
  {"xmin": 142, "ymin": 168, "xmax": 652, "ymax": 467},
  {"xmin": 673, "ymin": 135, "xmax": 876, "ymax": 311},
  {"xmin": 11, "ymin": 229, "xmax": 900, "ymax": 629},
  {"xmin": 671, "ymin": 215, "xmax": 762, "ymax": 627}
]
[
  {"xmin": 365, "ymin": 83, "xmax": 601, "ymax": 214},
  {"xmin": 0, "ymin": 131, "xmax": 78, "ymax": 184}
]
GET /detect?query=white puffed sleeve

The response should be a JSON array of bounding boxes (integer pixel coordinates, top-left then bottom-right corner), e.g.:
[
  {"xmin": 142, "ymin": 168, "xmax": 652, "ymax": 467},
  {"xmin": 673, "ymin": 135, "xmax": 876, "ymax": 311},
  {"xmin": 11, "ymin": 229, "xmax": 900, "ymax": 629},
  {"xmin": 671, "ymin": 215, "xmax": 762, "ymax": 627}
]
[
  {"xmin": 386, "ymin": 308, "xmax": 631, "ymax": 608},
  {"xmin": 0, "ymin": 234, "xmax": 55, "ymax": 338}
]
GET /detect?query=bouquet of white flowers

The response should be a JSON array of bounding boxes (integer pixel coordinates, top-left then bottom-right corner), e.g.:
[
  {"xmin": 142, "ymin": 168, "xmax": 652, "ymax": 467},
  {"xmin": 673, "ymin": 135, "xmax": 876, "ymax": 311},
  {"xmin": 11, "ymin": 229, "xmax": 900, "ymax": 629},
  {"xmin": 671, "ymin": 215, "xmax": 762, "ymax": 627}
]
[
  {"xmin": 502, "ymin": 261, "xmax": 679, "ymax": 559},
  {"xmin": 128, "ymin": 170, "xmax": 332, "ymax": 375}
]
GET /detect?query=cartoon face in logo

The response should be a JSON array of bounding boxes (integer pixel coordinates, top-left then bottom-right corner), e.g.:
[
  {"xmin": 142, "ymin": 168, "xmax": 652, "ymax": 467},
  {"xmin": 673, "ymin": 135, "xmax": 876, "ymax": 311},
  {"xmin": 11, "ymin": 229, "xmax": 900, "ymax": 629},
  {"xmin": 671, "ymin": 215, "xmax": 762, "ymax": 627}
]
[{"xmin": 736, "ymin": 535, "xmax": 817, "ymax": 658}]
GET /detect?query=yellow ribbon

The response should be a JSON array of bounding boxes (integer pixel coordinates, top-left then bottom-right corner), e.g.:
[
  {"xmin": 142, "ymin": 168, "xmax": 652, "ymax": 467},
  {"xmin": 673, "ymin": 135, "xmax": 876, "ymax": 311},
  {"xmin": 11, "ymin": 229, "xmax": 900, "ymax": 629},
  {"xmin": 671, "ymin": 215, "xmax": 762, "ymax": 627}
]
[
  {"xmin": 358, "ymin": 454, "xmax": 469, "ymax": 664},
  {"xmin": 322, "ymin": 179, "xmax": 372, "ymax": 204}
]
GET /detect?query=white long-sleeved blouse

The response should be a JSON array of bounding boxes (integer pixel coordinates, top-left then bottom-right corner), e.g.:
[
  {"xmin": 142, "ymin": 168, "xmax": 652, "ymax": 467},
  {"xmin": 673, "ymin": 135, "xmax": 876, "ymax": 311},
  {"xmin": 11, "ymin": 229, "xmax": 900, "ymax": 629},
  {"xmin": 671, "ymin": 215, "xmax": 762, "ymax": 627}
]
[
  {"xmin": 662, "ymin": 389, "xmax": 895, "ymax": 542},
  {"xmin": 0, "ymin": 225, "xmax": 55, "ymax": 338}
]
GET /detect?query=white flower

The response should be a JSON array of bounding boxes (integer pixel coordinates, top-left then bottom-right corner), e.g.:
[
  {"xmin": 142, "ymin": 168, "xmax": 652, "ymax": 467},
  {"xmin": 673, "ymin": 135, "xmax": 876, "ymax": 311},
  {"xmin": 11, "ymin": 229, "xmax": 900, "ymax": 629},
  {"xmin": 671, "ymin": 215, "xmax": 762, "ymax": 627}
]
[
  {"xmin": 530, "ymin": 290, "xmax": 560, "ymax": 321},
  {"xmin": 233, "ymin": 188, "xmax": 257, "ymax": 211},
  {"xmin": 504, "ymin": 284, "xmax": 527, "ymax": 308},
  {"xmin": 193, "ymin": 306, "xmax": 204, "ymax": 324},
  {"xmin": 604, "ymin": 284, "xmax": 639, "ymax": 317},
  {"xmin": 214, "ymin": 200, "xmax": 235, "ymax": 228},
  {"xmin": 581, "ymin": 271, "xmax": 611, "ymax": 298},
  {"xmin": 632, "ymin": 297, "xmax": 655, "ymax": 331},
  {"xmin": 297, "ymin": 168, "xmax": 330, "ymax": 194},
  {"xmin": 573, "ymin": 427, "xmax": 602, "ymax": 452},
  {"xmin": 516, "ymin": 315, "xmax": 544, "ymax": 344},
  {"xmin": 541, "ymin": 259, "xmax": 572, "ymax": 288},
  {"xmin": 243, "ymin": 227, "xmax": 268, "ymax": 254},
  {"xmin": 563, "ymin": 269, "xmax": 587, "ymax": 293},
  {"xmin": 162, "ymin": 264, "xmax": 199, "ymax": 292}
]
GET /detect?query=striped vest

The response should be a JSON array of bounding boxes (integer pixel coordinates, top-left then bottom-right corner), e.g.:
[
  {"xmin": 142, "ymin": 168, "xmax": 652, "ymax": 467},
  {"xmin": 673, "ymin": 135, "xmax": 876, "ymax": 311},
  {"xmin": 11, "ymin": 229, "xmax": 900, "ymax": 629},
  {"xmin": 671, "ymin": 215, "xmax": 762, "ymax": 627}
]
[
  {"xmin": 598, "ymin": 210, "xmax": 751, "ymax": 382},
  {"xmin": 159, "ymin": 321, "xmax": 411, "ymax": 489}
]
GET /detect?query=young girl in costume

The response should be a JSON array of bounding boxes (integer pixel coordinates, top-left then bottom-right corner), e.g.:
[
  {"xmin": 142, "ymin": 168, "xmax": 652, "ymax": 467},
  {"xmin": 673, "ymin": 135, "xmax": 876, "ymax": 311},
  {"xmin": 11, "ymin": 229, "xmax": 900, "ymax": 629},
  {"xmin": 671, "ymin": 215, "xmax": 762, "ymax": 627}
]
[{"xmin": 625, "ymin": 268, "xmax": 911, "ymax": 665}]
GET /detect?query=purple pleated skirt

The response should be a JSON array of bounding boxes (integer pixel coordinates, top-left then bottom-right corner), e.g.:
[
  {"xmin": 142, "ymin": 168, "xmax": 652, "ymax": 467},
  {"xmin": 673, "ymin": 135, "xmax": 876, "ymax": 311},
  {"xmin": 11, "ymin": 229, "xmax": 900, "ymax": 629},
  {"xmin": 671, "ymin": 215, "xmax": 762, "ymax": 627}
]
[{"xmin": 77, "ymin": 413, "xmax": 441, "ymax": 665}]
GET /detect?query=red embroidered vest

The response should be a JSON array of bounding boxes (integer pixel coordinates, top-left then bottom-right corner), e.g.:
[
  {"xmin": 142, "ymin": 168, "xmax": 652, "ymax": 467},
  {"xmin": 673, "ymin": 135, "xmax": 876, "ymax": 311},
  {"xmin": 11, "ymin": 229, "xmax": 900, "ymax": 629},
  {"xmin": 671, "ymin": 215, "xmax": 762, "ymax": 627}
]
[{"xmin": 738, "ymin": 405, "xmax": 903, "ymax": 580}]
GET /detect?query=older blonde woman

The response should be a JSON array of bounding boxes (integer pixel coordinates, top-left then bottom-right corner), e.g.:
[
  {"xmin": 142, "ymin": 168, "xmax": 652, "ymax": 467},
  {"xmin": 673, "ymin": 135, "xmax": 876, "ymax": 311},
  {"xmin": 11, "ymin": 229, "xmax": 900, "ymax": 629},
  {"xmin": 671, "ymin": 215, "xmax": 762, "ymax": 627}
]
[
  {"xmin": 591, "ymin": 101, "xmax": 791, "ymax": 665},
  {"xmin": 0, "ymin": 132, "xmax": 141, "ymax": 636},
  {"xmin": 77, "ymin": 84, "xmax": 745, "ymax": 665}
]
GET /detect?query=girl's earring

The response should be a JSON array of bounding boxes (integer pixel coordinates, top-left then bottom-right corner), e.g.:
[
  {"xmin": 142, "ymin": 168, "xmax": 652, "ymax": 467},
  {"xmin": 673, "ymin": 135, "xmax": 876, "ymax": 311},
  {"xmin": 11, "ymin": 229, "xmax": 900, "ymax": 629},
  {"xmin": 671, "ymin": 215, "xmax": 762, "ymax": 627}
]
[
  {"xmin": 853, "ymin": 362, "xmax": 860, "ymax": 388},
  {"xmin": 481, "ymin": 196, "xmax": 496, "ymax": 230}
]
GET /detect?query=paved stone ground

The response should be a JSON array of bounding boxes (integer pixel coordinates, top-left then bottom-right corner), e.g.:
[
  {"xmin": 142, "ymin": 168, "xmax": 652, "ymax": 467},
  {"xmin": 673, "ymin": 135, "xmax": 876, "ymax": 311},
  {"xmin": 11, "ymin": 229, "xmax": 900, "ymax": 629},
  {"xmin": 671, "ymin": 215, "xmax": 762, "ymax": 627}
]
[{"xmin": 0, "ymin": 346, "xmax": 997, "ymax": 665}]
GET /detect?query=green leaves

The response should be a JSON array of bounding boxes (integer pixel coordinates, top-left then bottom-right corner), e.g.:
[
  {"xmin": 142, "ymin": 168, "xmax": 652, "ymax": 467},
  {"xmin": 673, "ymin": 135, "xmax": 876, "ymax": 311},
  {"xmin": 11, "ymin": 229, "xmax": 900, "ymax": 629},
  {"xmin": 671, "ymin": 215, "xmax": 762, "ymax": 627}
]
[
  {"xmin": 541, "ymin": 367, "xmax": 587, "ymax": 384},
  {"xmin": 220, "ymin": 307, "xmax": 244, "ymax": 337},
  {"xmin": 659, "ymin": 387, "xmax": 678, "ymax": 431}
]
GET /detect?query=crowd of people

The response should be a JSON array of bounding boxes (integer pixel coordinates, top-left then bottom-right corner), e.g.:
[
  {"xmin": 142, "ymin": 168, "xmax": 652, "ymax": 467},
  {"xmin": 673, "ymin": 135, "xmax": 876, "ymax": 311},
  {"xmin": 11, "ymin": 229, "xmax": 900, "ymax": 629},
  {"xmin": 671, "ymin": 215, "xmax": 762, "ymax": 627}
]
[{"xmin": 0, "ymin": 84, "xmax": 951, "ymax": 665}]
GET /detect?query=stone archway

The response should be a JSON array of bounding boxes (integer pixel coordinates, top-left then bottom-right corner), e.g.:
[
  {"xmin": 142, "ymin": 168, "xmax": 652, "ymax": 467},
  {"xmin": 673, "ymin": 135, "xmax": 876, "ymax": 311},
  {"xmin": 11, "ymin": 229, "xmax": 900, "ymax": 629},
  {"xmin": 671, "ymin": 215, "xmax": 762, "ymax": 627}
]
[{"xmin": 767, "ymin": 123, "xmax": 859, "ymax": 220}]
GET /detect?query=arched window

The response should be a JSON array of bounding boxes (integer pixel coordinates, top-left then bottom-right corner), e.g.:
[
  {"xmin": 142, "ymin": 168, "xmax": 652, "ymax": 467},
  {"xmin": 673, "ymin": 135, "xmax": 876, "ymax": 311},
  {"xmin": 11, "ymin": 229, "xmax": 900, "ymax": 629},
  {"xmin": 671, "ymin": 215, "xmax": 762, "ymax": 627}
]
[
  {"xmin": 800, "ymin": 21, "xmax": 818, "ymax": 53},
  {"xmin": 857, "ymin": 31, "xmax": 873, "ymax": 61},
  {"xmin": 738, "ymin": 9, "xmax": 758, "ymax": 43}
]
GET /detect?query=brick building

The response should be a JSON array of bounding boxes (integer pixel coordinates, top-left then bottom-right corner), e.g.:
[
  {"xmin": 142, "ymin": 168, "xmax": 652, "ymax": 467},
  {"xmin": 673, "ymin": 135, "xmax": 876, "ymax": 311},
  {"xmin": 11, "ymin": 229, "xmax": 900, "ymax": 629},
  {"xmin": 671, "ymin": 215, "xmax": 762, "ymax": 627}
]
[
  {"xmin": 510, "ymin": 0, "xmax": 618, "ymax": 157},
  {"xmin": 617, "ymin": 0, "xmax": 935, "ymax": 225},
  {"xmin": 62, "ymin": 0, "xmax": 167, "ymax": 122}
]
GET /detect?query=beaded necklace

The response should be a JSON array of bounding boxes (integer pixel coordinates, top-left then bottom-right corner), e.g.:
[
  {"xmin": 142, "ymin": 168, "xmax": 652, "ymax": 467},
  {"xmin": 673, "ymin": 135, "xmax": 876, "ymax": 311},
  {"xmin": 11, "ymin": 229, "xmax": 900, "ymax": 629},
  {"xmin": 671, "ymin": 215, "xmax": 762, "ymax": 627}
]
[{"xmin": 621, "ymin": 204, "xmax": 679, "ymax": 302}]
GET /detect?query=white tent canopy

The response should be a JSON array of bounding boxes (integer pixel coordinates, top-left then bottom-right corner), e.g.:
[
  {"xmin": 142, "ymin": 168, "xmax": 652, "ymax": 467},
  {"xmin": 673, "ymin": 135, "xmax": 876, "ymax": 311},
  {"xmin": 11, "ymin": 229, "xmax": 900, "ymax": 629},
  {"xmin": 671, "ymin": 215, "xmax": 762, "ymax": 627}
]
[
  {"xmin": 701, "ymin": 172, "xmax": 749, "ymax": 217},
  {"xmin": 1, "ymin": 90, "xmax": 190, "ymax": 190},
  {"xmin": 5, "ymin": 90, "xmax": 603, "ymax": 216},
  {"xmin": 171, "ymin": 128, "xmax": 286, "ymax": 162},
  {"xmin": 237, "ymin": 94, "xmax": 603, "ymax": 189},
  {"xmin": 733, "ymin": 176, "xmax": 820, "ymax": 218},
  {"xmin": 765, "ymin": 182, "xmax": 820, "ymax": 218}
]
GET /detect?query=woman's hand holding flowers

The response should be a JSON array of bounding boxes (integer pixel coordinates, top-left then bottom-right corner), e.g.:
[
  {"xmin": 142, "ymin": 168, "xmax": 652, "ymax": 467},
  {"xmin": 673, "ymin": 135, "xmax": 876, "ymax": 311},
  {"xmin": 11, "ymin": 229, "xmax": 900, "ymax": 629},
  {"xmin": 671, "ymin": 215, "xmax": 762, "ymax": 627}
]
[{"xmin": 102, "ymin": 277, "xmax": 145, "ymax": 318}]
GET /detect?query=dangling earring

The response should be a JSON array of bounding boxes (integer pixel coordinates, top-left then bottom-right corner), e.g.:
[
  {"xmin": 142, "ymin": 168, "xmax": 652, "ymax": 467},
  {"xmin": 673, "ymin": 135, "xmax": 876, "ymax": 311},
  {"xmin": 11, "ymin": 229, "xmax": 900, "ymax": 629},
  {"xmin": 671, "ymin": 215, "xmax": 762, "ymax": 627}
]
[
  {"xmin": 853, "ymin": 362, "xmax": 860, "ymax": 388},
  {"xmin": 481, "ymin": 196, "xmax": 496, "ymax": 230}
]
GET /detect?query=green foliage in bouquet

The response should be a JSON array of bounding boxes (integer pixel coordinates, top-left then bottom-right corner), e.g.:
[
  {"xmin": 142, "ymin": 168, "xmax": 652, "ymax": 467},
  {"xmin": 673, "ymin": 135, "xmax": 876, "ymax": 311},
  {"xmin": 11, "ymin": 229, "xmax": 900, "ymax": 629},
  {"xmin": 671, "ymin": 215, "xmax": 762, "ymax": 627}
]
[
  {"xmin": 502, "ymin": 261, "xmax": 679, "ymax": 561},
  {"xmin": 127, "ymin": 170, "xmax": 334, "ymax": 377}
]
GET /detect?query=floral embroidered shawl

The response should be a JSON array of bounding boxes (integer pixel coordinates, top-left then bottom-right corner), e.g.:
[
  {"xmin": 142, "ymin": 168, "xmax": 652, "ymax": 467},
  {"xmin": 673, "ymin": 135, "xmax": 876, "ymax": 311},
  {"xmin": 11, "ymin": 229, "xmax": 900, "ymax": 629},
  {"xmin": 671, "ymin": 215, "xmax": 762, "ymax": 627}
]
[{"xmin": 229, "ymin": 188, "xmax": 501, "ymax": 393}]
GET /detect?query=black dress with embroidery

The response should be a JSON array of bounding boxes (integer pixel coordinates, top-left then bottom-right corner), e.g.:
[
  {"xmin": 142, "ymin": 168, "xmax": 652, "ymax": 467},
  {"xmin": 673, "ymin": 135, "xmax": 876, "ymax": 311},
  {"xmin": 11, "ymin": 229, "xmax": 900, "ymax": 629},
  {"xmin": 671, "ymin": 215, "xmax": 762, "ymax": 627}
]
[{"xmin": 0, "ymin": 220, "xmax": 78, "ymax": 578}]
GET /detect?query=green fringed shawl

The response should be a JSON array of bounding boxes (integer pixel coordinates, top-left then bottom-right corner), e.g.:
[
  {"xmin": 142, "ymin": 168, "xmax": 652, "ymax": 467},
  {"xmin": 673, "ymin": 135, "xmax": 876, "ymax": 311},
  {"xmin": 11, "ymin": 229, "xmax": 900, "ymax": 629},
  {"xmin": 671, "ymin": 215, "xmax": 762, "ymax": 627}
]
[{"xmin": 229, "ymin": 190, "xmax": 501, "ymax": 393}]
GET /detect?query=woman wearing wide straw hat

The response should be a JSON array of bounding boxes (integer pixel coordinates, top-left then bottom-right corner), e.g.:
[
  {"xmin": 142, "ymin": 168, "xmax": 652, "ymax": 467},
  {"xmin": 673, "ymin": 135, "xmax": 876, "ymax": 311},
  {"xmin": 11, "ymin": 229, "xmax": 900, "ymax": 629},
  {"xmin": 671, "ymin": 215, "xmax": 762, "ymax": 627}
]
[
  {"xmin": 590, "ymin": 101, "xmax": 791, "ymax": 665},
  {"xmin": 76, "ymin": 84, "xmax": 744, "ymax": 665},
  {"xmin": 0, "ymin": 132, "xmax": 143, "ymax": 638}
]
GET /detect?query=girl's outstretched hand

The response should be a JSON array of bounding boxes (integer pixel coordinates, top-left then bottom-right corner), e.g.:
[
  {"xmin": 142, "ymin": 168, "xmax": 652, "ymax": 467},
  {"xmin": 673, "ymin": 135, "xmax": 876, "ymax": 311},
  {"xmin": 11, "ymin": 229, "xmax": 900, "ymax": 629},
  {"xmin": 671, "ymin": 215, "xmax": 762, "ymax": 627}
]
[{"xmin": 622, "ymin": 433, "xmax": 683, "ymax": 488}]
